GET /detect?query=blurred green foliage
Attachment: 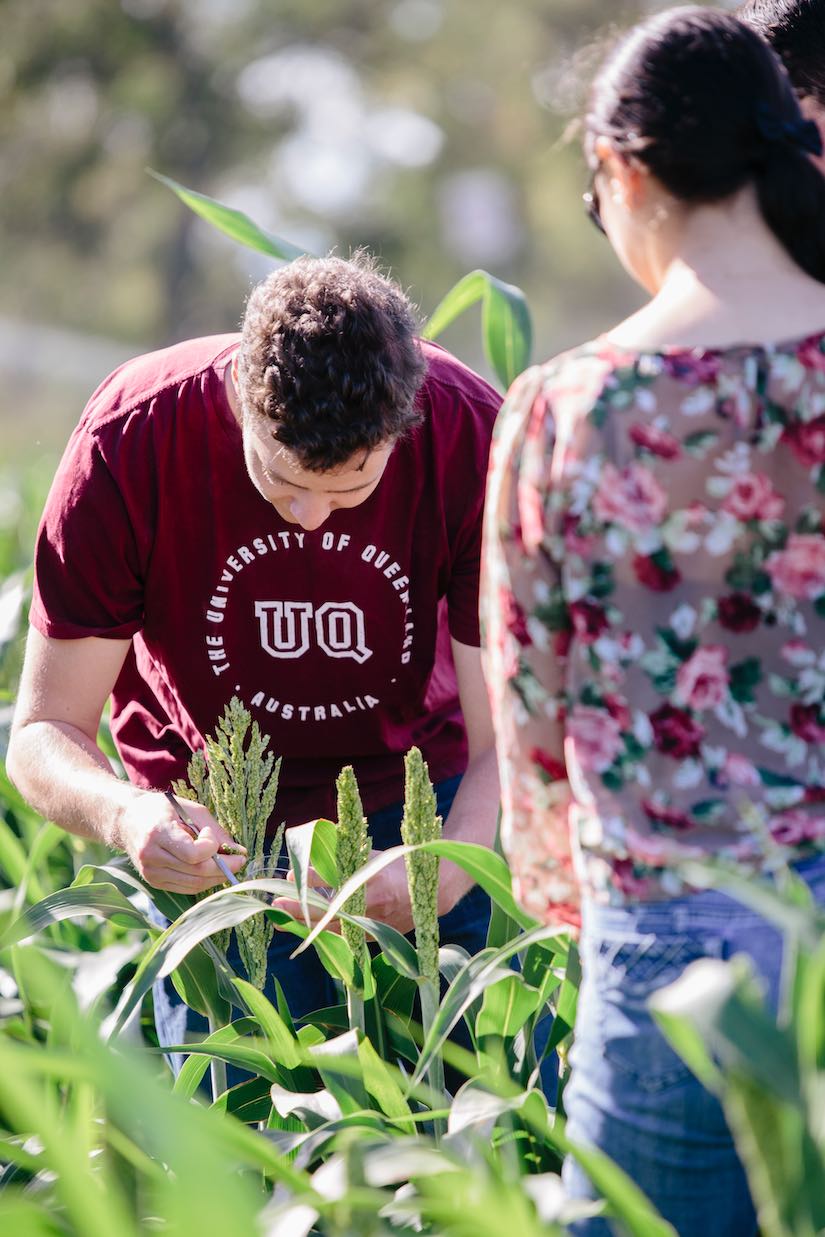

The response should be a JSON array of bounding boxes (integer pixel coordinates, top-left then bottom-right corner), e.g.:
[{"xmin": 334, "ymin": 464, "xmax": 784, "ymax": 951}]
[{"xmin": 0, "ymin": 0, "xmax": 656, "ymax": 464}]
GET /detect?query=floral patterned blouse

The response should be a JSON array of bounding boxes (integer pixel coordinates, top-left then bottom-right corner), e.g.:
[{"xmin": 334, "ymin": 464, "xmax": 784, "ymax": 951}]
[{"xmin": 482, "ymin": 333, "xmax": 825, "ymax": 928}]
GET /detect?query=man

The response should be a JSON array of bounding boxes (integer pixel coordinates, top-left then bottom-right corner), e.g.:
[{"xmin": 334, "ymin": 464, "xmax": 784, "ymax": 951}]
[
  {"xmin": 739, "ymin": 0, "xmax": 825, "ymax": 155},
  {"xmin": 7, "ymin": 252, "xmax": 502, "ymax": 1027}
]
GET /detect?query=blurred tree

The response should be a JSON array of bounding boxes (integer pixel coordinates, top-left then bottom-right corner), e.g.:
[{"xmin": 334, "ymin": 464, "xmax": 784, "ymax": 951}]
[{"xmin": 0, "ymin": 0, "xmax": 659, "ymax": 450}]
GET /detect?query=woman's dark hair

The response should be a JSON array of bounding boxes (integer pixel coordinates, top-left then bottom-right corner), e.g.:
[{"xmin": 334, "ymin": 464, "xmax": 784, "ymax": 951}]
[
  {"xmin": 739, "ymin": 0, "xmax": 825, "ymax": 107},
  {"xmin": 586, "ymin": 5, "xmax": 825, "ymax": 283}
]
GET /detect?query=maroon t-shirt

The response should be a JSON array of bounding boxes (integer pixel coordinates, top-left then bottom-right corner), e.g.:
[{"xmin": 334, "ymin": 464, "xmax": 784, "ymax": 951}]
[{"xmin": 31, "ymin": 335, "xmax": 501, "ymax": 826}]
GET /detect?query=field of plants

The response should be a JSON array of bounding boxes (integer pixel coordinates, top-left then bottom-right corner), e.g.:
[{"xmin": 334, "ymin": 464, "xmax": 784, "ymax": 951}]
[{"xmin": 0, "ymin": 191, "xmax": 824, "ymax": 1237}]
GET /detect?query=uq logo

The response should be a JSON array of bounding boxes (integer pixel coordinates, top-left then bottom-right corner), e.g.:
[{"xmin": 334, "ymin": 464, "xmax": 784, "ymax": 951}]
[{"xmin": 255, "ymin": 601, "xmax": 372, "ymax": 664}]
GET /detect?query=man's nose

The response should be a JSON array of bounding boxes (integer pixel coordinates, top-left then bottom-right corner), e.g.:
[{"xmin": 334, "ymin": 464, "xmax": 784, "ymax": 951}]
[{"xmin": 289, "ymin": 493, "xmax": 332, "ymax": 530}]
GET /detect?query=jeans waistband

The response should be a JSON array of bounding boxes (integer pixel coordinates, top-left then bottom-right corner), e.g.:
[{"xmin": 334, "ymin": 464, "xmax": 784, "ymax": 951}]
[{"xmin": 582, "ymin": 849, "xmax": 825, "ymax": 938}]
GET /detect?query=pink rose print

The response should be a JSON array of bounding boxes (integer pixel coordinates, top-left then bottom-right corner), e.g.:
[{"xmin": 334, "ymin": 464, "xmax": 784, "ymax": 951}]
[
  {"xmin": 554, "ymin": 629, "xmax": 572, "ymax": 659},
  {"xmin": 529, "ymin": 746, "xmax": 567, "ymax": 782},
  {"xmin": 569, "ymin": 599, "xmax": 609, "ymax": 644},
  {"xmin": 650, "ymin": 704, "xmax": 705, "ymax": 758},
  {"xmin": 782, "ymin": 415, "xmax": 825, "ymax": 468},
  {"xmin": 611, "ymin": 858, "xmax": 655, "ymax": 897},
  {"xmin": 563, "ymin": 512, "xmax": 597, "ymax": 558},
  {"xmin": 662, "ymin": 351, "xmax": 720, "ymax": 386},
  {"xmin": 567, "ymin": 705, "xmax": 623, "ymax": 773},
  {"xmin": 633, "ymin": 553, "xmax": 681, "ymax": 592},
  {"xmin": 603, "ymin": 693, "xmax": 632, "ymax": 731},
  {"xmin": 796, "ymin": 334, "xmax": 825, "ymax": 373},
  {"xmin": 722, "ymin": 473, "xmax": 785, "ymax": 522},
  {"xmin": 766, "ymin": 534, "xmax": 825, "ymax": 600},
  {"xmin": 629, "ymin": 422, "xmax": 681, "ymax": 459},
  {"xmin": 724, "ymin": 753, "xmax": 761, "ymax": 788},
  {"xmin": 676, "ymin": 645, "xmax": 729, "ymax": 711},
  {"xmin": 717, "ymin": 593, "xmax": 761, "ymax": 633},
  {"xmin": 593, "ymin": 462, "xmax": 668, "ymax": 533},
  {"xmin": 789, "ymin": 703, "xmax": 825, "ymax": 745},
  {"xmin": 642, "ymin": 800, "xmax": 695, "ymax": 831},
  {"xmin": 770, "ymin": 810, "xmax": 825, "ymax": 846},
  {"xmin": 501, "ymin": 588, "xmax": 531, "ymax": 647}
]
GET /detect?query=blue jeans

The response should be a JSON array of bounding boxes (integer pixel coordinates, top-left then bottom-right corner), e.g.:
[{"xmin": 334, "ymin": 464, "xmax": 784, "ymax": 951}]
[
  {"xmin": 152, "ymin": 774, "xmax": 492, "ymax": 1078},
  {"xmin": 562, "ymin": 851, "xmax": 825, "ymax": 1236}
]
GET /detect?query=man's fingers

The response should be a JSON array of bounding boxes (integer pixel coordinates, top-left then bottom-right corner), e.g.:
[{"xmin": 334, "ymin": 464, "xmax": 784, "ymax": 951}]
[
  {"xmin": 149, "ymin": 866, "xmax": 232, "ymax": 894},
  {"xmin": 159, "ymin": 822, "xmax": 246, "ymax": 866},
  {"xmin": 152, "ymin": 842, "xmax": 247, "ymax": 882},
  {"xmin": 273, "ymin": 897, "xmax": 341, "ymax": 933},
  {"xmin": 197, "ymin": 823, "xmax": 247, "ymax": 856}
]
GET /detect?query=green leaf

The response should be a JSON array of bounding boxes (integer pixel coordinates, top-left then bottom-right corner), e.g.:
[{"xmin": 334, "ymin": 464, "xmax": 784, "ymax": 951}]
[
  {"xmin": 286, "ymin": 820, "xmax": 323, "ymax": 927},
  {"xmin": 231, "ymin": 977, "xmax": 301, "ymax": 1070},
  {"xmin": 296, "ymin": 840, "xmax": 544, "ymax": 960},
  {"xmin": 110, "ymin": 878, "xmax": 307, "ymax": 1033},
  {"xmin": 214, "ymin": 1074, "xmax": 274, "ymax": 1125},
  {"xmin": 423, "ymin": 270, "xmax": 487, "ymax": 340},
  {"xmin": 682, "ymin": 429, "xmax": 719, "ymax": 457},
  {"xmin": 476, "ymin": 973, "xmax": 541, "ymax": 1039},
  {"xmin": 413, "ymin": 922, "xmax": 570, "ymax": 1087},
  {"xmin": 688, "ymin": 799, "xmax": 727, "ymax": 823},
  {"xmin": 357, "ymin": 1036, "xmax": 415, "ymax": 1131},
  {"xmin": 0, "ymin": 816, "xmax": 32, "ymax": 889},
  {"xmin": 310, "ymin": 817, "xmax": 340, "ymax": 888},
  {"xmin": 156, "ymin": 1037, "xmax": 283, "ymax": 1083},
  {"xmin": 169, "ymin": 941, "xmax": 230, "ymax": 1022},
  {"xmin": 149, "ymin": 170, "xmax": 307, "ymax": 261},
  {"xmin": 0, "ymin": 882, "xmax": 150, "ymax": 948},
  {"xmin": 172, "ymin": 1022, "xmax": 243, "ymax": 1100},
  {"xmin": 656, "ymin": 625, "xmax": 697, "ymax": 662},
  {"xmin": 756, "ymin": 767, "xmax": 805, "ymax": 789},
  {"xmin": 423, "ymin": 269, "xmax": 532, "ymax": 388},
  {"xmin": 729, "ymin": 657, "xmax": 762, "ymax": 705},
  {"xmin": 481, "ymin": 274, "xmax": 533, "ymax": 389}
]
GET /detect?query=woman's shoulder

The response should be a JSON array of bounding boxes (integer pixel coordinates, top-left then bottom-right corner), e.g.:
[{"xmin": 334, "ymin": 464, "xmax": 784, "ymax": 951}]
[
  {"xmin": 499, "ymin": 339, "xmax": 639, "ymax": 440},
  {"xmin": 523, "ymin": 338, "xmax": 648, "ymax": 397}
]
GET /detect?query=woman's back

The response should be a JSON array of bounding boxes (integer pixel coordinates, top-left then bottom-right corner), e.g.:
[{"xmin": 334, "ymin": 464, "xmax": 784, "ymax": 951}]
[{"xmin": 488, "ymin": 330, "xmax": 825, "ymax": 909}]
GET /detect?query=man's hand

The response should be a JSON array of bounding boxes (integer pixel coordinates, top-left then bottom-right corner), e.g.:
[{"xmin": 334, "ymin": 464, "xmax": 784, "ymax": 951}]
[
  {"xmin": 120, "ymin": 793, "xmax": 247, "ymax": 894},
  {"xmin": 274, "ymin": 848, "xmax": 419, "ymax": 935}
]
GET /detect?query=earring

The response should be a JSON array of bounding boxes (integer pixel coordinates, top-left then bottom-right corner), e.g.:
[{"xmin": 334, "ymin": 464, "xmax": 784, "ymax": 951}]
[{"xmin": 649, "ymin": 203, "xmax": 669, "ymax": 232}]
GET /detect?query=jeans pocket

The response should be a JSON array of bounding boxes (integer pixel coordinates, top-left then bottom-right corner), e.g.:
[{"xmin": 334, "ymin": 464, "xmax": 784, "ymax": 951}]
[{"xmin": 591, "ymin": 933, "xmax": 705, "ymax": 1094}]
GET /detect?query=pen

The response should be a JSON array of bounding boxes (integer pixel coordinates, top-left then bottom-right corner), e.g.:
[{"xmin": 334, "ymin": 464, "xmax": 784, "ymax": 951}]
[{"xmin": 163, "ymin": 789, "xmax": 241, "ymax": 886}]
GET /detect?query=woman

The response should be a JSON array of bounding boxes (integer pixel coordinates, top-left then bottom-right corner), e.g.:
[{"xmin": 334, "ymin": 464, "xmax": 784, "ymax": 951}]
[{"xmin": 482, "ymin": 8, "xmax": 825, "ymax": 1235}]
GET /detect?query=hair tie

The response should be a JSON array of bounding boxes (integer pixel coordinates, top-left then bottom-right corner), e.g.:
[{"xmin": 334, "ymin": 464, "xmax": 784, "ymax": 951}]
[{"xmin": 754, "ymin": 102, "xmax": 823, "ymax": 157}]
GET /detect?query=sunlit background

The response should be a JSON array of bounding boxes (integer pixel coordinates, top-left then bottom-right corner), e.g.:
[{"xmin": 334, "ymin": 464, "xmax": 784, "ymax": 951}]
[{"xmin": 1, "ymin": 0, "xmax": 738, "ymax": 472}]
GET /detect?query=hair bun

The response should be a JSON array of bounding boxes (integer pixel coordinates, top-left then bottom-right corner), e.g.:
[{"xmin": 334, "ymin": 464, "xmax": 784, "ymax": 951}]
[{"xmin": 754, "ymin": 102, "xmax": 823, "ymax": 157}]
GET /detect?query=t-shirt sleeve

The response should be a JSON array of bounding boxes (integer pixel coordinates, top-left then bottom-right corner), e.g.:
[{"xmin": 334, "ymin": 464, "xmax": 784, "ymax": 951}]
[
  {"xmin": 445, "ymin": 389, "xmax": 502, "ymax": 647},
  {"xmin": 30, "ymin": 426, "xmax": 145, "ymax": 640}
]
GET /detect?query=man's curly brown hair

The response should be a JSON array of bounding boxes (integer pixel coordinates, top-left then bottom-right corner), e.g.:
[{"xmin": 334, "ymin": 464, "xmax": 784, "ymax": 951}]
[{"xmin": 236, "ymin": 252, "xmax": 427, "ymax": 471}]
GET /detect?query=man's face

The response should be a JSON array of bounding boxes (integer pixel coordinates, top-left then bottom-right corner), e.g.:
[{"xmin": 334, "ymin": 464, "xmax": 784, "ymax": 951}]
[{"xmin": 242, "ymin": 416, "xmax": 394, "ymax": 531}]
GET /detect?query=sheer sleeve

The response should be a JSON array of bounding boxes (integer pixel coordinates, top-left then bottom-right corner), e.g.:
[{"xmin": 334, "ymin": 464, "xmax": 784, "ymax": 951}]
[{"xmin": 481, "ymin": 367, "xmax": 581, "ymax": 929}]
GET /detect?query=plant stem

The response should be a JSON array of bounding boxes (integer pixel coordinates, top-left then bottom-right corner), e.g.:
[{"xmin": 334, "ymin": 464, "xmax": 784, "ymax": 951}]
[
  {"xmin": 420, "ymin": 979, "xmax": 446, "ymax": 1140},
  {"xmin": 207, "ymin": 1013, "xmax": 227, "ymax": 1101},
  {"xmin": 347, "ymin": 988, "xmax": 366, "ymax": 1040}
]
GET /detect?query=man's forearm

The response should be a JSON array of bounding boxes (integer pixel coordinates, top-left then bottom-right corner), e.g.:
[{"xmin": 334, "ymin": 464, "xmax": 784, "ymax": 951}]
[
  {"xmin": 438, "ymin": 746, "xmax": 500, "ymax": 911},
  {"xmin": 6, "ymin": 720, "xmax": 146, "ymax": 850}
]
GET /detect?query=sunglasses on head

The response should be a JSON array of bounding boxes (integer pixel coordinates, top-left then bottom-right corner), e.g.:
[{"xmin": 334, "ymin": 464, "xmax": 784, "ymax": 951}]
[{"xmin": 583, "ymin": 167, "xmax": 606, "ymax": 236}]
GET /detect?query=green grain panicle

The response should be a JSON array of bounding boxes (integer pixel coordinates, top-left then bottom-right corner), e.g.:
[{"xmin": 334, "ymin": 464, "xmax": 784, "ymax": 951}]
[{"xmin": 400, "ymin": 747, "xmax": 442, "ymax": 987}]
